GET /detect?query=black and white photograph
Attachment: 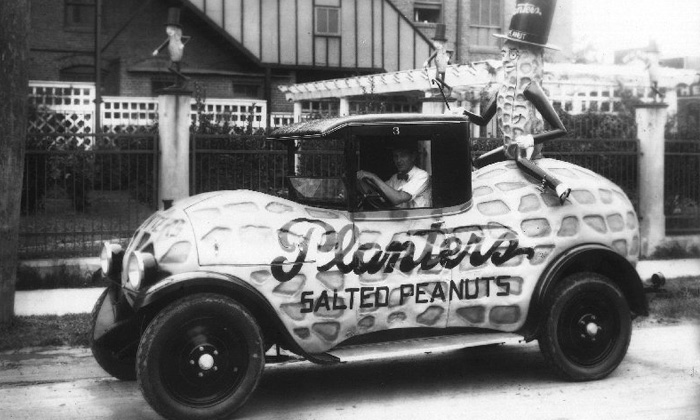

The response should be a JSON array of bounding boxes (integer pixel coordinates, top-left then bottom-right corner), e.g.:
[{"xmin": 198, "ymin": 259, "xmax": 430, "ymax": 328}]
[{"xmin": 1, "ymin": 0, "xmax": 699, "ymax": 419}]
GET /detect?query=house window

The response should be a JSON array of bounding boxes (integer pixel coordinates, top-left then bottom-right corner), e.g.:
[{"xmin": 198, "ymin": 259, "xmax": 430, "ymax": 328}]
[
  {"xmin": 469, "ymin": 0, "xmax": 502, "ymax": 48},
  {"xmin": 315, "ymin": 7, "xmax": 340, "ymax": 36},
  {"xmin": 233, "ymin": 84, "xmax": 261, "ymax": 99},
  {"xmin": 65, "ymin": 0, "xmax": 95, "ymax": 30},
  {"xmin": 414, "ymin": 2, "xmax": 441, "ymax": 24}
]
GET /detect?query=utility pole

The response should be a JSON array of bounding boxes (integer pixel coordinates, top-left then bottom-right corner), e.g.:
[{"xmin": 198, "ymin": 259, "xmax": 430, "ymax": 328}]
[{"xmin": 0, "ymin": 0, "xmax": 30, "ymax": 324}]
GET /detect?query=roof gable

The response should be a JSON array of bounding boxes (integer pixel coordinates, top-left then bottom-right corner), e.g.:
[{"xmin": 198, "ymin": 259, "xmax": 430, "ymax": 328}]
[{"xmin": 184, "ymin": 0, "xmax": 434, "ymax": 71}]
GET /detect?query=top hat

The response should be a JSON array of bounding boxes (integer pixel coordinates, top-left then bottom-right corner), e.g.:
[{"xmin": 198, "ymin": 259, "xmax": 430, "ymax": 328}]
[
  {"xmin": 432, "ymin": 23, "xmax": 447, "ymax": 42},
  {"xmin": 164, "ymin": 8, "xmax": 182, "ymax": 28},
  {"xmin": 493, "ymin": 0, "xmax": 560, "ymax": 50}
]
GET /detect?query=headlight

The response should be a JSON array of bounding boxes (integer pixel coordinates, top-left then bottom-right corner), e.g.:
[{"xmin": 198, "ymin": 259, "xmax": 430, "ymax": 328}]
[
  {"xmin": 100, "ymin": 242, "xmax": 124, "ymax": 277},
  {"xmin": 126, "ymin": 251, "xmax": 156, "ymax": 290}
]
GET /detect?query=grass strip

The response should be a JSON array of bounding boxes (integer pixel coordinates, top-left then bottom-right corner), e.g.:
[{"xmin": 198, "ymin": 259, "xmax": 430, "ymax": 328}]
[{"xmin": 0, "ymin": 313, "xmax": 91, "ymax": 351}]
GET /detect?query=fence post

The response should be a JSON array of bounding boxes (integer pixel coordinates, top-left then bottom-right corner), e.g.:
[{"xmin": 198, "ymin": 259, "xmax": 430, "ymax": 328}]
[
  {"xmin": 157, "ymin": 89, "xmax": 192, "ymax": 210},
  {"xmin": 635, "ymin": 103, "xmax": 668, "ymax": 257}
]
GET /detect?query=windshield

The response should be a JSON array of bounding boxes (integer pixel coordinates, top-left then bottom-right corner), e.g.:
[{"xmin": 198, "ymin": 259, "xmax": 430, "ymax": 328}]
[{"xmin": 289, "ymin": 177, "xmax": 346, "ymax": 205}]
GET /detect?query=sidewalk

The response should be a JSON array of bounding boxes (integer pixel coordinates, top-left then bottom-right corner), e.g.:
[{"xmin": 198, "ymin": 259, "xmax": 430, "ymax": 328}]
[{"xmin": 13, "ymin": 258, "xmax": 700, "ymax": 317}]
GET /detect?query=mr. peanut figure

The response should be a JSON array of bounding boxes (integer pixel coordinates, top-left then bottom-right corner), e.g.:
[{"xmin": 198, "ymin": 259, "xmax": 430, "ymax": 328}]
[
  {"xmin": 423, "ymin": 23, "xmax": 452, "ymax": 96},
  {"xmin": 643, "ymin": 40, "xmax": 664, "ymax": 102},
  {"xmin": 152, "ymin": 8, "xmax": 191, "ymax": 89},
  {"xmin": 463, "ymin": 0, "xmax": 570, "ymax": 204}
]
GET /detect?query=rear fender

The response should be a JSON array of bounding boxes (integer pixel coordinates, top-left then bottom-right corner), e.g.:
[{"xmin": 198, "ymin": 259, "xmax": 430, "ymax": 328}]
[{"xmin": 521, "ymin": 244, "xmax": 648, "ymax": 341}]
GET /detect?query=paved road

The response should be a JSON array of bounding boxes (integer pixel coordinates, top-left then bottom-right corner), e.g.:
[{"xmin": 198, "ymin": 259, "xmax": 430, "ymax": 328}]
[{"xmin": 1, "ymin": 323, "xmax": 699, "ymax": 420}]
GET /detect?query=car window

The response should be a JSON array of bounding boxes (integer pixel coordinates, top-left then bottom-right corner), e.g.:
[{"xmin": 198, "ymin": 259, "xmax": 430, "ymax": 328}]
[
  {"xmin": 355, "ymin": 137, "xmax": 433, "ymax": 211},
  {"xmin": 288, "ymin": 177, "xmax": 346, "ymax": 207},
  {"xmin": 286, "ymin": 138, "xmax": 348, "ymax": 209}
]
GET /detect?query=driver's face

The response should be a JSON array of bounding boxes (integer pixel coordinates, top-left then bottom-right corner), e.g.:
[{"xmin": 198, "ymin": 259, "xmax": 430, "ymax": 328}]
[{"xmin": 392, "ymin": 149, "xmax": 416, "ymax": 174}]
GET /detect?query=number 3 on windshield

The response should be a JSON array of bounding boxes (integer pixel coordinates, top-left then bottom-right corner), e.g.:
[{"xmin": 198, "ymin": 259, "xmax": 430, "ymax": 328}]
[{"xmin": 392, "ymin": 127, "xmax": 400, "ymax": 135}]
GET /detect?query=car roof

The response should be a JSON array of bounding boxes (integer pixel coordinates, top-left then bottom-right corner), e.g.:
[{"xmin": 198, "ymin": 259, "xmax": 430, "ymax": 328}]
[{"xmin": 268, "ymin": 113, "xmax": 467, "ymax": 141}]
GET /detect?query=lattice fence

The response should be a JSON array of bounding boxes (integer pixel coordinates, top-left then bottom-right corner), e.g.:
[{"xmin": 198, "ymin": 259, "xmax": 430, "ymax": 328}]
[{"xmin": 29, "ymin": 81, "xmax": 272, "ymax": 134}]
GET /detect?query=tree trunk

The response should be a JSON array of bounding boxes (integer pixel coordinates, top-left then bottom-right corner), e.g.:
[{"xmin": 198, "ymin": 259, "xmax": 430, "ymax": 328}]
[{"xmin": 0, "ymin": 1, "xmax": 29, "ymax": 324}]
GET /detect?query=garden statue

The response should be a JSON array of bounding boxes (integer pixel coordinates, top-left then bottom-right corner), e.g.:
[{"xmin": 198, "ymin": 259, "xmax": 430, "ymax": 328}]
[
  {"xmin": 462, "ymin": 0, "xmax": 571, "ymax": 204},
  {"xmin": 152, "ymin": 8, "xmax": 191, "ymax": 89},
  {"xmin": 423, "ymin": 23, "xmax": 452, "ymax": 97}
]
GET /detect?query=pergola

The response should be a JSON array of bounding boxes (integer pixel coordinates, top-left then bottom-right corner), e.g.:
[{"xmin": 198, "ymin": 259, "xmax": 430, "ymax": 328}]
[{"xmin": 279, "ymin": 62, "xmax": 699, "ymax": 121}]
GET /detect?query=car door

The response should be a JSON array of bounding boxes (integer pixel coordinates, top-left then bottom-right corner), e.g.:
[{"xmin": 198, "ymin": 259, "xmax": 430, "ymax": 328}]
[{"xmin": 349, "ymin": 210, "xmax": 452, "ymax": 333}]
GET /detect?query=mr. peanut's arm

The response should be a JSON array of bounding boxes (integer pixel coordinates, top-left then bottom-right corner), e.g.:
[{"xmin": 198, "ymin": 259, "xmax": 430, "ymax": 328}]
[
  {"xmin": 423, "ymin": 50, "xmax": 438, "ymax": 69},
  {"xmin": 462, "ymin": 94, "xmax": 497, "ymax": 126},
  {"xmin": 462, "ymin": 95, "xmax": 502, "ymax": 168},
  {"xmin": 152, "ymin": 39, "xmax": 169, "ymax": 56}
]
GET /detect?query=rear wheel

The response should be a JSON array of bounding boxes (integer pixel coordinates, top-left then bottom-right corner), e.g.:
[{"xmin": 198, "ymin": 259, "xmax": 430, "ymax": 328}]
[
  {"xmin": 137, "ymin": 294, "xmax": 264, "ymax": 420},
  {"xmin": 538, "ymin": 273, "xmax": 631, "ymax": 381}
]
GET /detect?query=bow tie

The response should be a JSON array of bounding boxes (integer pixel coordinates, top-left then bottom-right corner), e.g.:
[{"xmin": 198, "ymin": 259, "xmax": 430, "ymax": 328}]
[{"xmin": 397, "ymin": 173, "xmax": 409, "ymax": 181}]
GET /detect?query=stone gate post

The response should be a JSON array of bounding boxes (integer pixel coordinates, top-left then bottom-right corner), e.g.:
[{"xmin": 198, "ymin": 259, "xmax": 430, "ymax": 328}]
[
  {"xmin": 157, "ymin": 89, "xmax": 192, "ymax": 210},
  {"xmin": 635, "ymin": 103, "xmax": 668, "ymax": 256}
]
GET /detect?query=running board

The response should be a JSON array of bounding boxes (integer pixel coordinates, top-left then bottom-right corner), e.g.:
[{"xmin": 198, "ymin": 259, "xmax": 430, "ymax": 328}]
[{"xmin": 326, "ymin": 332, "xmax": 523, "ymax": 363}]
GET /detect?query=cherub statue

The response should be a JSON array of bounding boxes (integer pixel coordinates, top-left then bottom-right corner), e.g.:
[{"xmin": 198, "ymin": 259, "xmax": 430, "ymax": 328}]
[
  {"xmin": 423, "ymin": 23, "xmax": 452, "ymax": 96},
  {"xmin": 152, "ymin": 8, "xmax": 191, "ymax": 89},
  {"xmin": 462, "ymin": 0, "xmax": 570, "ymax": 204}
]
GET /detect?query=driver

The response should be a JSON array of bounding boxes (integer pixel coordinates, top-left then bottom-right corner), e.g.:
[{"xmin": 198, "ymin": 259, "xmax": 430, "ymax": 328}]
[{"xmin": 356, "ymin": 144, "xmax": 432, "ymax": 208}]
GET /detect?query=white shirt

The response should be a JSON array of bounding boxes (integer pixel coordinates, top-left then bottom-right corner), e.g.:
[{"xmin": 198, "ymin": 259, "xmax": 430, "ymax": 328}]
[{"xmin": 386, "ymin": 166, "xmax": 432, "ymax": 208}]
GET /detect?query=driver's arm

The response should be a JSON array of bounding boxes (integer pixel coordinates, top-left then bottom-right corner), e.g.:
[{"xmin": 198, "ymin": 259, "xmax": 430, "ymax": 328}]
[{"xmin": 356, "ymin": 171, "xmax": 412, "ymax": 206}]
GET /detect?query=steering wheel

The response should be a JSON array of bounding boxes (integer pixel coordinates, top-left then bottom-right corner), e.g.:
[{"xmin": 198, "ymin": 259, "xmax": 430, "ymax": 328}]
[{"xmin": 356, "ymin": 177, "xmax": 391, "ymax": 209}]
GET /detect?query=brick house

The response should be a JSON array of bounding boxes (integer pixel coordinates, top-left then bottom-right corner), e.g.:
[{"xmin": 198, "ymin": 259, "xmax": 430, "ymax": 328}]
[
  {"xmin": 28, "ymin": 0, "xmax": 573, "ymax": 128},
  {"xmin": 28, "ymin": 0, "xmax": 434, "ymax": 127}
]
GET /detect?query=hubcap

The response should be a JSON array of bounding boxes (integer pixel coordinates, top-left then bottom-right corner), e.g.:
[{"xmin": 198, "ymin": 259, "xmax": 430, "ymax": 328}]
[
  {"xmin": 558, "ymin": 292, "xmax": 620, "ymax": 366},
  {"xmin": 160, "ymin": 316, "xmax": 248, "ymax": 406},
  {"xmin": 198, "ymin": 354, "xmax": 215, "ymax": 371},
  {"xmin": 585, "ymin": 322, "xmax": 600, "ymax": 337}
]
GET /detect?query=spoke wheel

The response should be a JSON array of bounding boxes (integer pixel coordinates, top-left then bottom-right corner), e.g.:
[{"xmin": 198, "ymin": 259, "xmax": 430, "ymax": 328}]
[
  {"xmin": 539, "ymin": 273, "xmax": 631, "ymax": 381},
  {"xmin": 137, "ymin": 294, "xmax": 264, "ymax": 420}
]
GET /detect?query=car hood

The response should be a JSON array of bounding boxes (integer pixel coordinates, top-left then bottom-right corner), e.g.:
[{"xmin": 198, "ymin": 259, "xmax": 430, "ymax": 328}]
[{"xmin": 183, "ymin": 190, "xmax": 351, "ymax": 266}]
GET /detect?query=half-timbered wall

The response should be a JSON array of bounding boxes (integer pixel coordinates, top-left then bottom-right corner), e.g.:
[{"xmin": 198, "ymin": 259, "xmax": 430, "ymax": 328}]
[{"xmin": 186, "ymin": 0, "xmax": 433, "ymax": 71}]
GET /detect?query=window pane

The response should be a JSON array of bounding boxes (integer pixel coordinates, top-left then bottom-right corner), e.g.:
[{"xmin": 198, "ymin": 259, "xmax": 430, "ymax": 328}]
[
  {"xmin": 491, "ymin": 0, "xmax": 501, "ymax": 26},
  {"xmin": 471, "ymin": 0, "xmax": 480, "ymax": 24},
  {"xmin": 315, "ymin": 7, "xmax": 340, "ymax": 35},
  {"xmin": 316, "ymin": 8, "xmax": 328, "ymax": 33},
  {"xmin": 480, "ymin": 0, "xmax": 490, "ymax": 25},
  {"xmin": 66, "ymin": 0, "xmax": 95, "ymax": 28},
  {"xmin": 328, "ymin": 8, "xmax": 339, "ymax": 34},
  {"xmin": 414, "ymin": 7, "xmax": 441, "ymax": 23}
]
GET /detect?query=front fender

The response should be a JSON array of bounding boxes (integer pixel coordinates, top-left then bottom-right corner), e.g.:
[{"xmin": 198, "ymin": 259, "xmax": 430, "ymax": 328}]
[
  {"xmin": 130, "ymin": 271, "xmax": 339, "ymax": 364},
  {"xmin": 521, "ymin": 244, "xmax": 648, "ymax": 340},
  {"xmin": 93, "ymin": 283, "xmax": 141, "ymax": 348}
]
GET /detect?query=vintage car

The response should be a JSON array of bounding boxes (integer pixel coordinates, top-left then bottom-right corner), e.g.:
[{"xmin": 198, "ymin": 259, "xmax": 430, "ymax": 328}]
[{"xmin": 92, "ymin": 113, "xmax": 648, "ymax": 420}]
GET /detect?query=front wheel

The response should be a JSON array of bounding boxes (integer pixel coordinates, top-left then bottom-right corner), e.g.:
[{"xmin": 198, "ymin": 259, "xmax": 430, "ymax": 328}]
[
  {"xmin": 538, "ymin": 273, "xmax": 632, "ymax": 381},
  {"xmin": 137, "ymin": 294, "xmax": 265, "ymax": 420}
]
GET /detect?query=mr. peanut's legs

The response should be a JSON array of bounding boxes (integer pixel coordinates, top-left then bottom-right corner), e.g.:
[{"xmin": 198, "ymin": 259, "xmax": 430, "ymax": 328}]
[
  {"xmin": 474, "ymin": 146, "xmax": 571, "ymax": 205},
  {"xmin": 515, "ymin": 155, "xmax": 571, "ymax": 204}
]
